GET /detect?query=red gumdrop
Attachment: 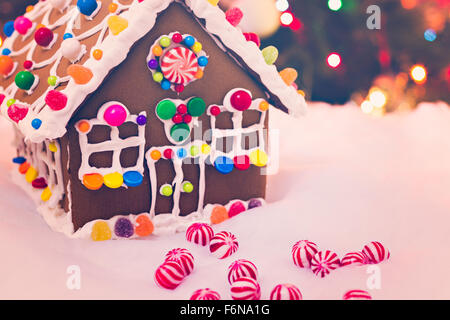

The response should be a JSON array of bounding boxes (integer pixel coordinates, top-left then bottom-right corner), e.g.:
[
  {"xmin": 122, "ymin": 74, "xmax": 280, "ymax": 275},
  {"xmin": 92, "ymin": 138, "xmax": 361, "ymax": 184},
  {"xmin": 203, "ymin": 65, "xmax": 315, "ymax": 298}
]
[
  {"xmin": 183, "ymin": 114, "xmax": 192, "ymax": 124},
  {"xmin": 228, "ymin": 201, "xmax": 246, "ymax": 218},
  {"xmin": 234, "ymin": 155, "xmax": 250, "ymax": 171},
  {"xmin": 163, "ymin": 149, "xmax": 174, "ymax": 159},
  {"xmin": 177, "ymin": 104, "xmax": 187, "ymax": 115},
  {"xmin": 244, "ymin": 33, "xmax": 261, "ymax": 47},
  {"xmin": 32, "ymin": 177, "xmax": 48, "ymax": 189},
  {"xmin": 23, "ymin": 60, "xmax": 33, "ymax": 70},
  {"xmin": 172, "ymin": 113, "xmax": 183, "ymax": 124},
  {"xmin": 7, "ymin": 104, "xmax": 28, "ymax": 123},
  {"xmin": 230, "ymin": 90, "xmax": 252, "ymax": 111},
  {"xmin": 172, "ymin": 33, "xmax": 183, "ymax": 43},
  {"xmin": 34, "ymin": 27, "xmax": 54, "ymax": 47},
  {"xmin": 210, "ymin": 106, "xmax": 221, "ymax": 116},
  {"xmin": 226, "ymin": 7, "xmax": 244, "ymax": 27},
  {"xmin": 45, "ymin": 90, "xmax": 68, "ymax": 111}
]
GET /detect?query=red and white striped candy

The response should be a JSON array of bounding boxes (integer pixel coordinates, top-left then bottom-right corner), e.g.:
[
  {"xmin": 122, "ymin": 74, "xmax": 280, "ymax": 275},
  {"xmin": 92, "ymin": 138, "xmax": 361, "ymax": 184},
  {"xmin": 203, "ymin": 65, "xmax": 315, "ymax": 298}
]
[
  {"xmin": 230, "ymin": 277, "xmax": 261, "ymax": 300},
  {"xmin": 165, "ymin": 248, "xmax": 194, "ymax": 276},
  {"xmin": 270, "ymin": 284, "xmax": 303, "ymax": 300},
  {"xmin": 363, "ymin": 241, "xmax": 390, "ymax": 264},
  {"xmin": 209, "ymin": 231, "xmax": 239, "ymax": 259},
  {"xmin": 161, "ymin": 47, "xmax": 199, "ymax": 84},
  {"xmin": 310, "ymin": 250, "xmax": 340, "ymax": 278},
  {"xmin": 341, "ymin": 251, "xmax": 369, "ymax": 267},
  {"xmin": 227, "ymin": 259, "xmax": 258, "ymax": 284},
  {"xmin": 190, "ymin": 288, "xmax": 221, "ymax": 300},
  {"xmin": 292, "ymin": 240, "xmax": 319, "ymax": 268},
  {"xmin": 343, "ymin": 289, "xmax": 372, "ymax": 300},
  {"xmin": 186, "ymin": 222, "xmax": 214, "ymax": 246},
  {"xmin": 154, "ymin": 261, "xmax": 185, "ymax": 290}
]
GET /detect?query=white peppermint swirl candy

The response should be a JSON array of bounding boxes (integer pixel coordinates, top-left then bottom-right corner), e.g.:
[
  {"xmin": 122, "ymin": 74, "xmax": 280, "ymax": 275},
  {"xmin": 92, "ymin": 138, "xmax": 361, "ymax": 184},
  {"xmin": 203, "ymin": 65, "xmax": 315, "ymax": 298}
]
[
  {"xmin": 343, "ymin": 289, "xmax": 372, "ymax": 300},
  {"xmin": 270, "ymin": 284, "xmax": 303, "ymax": 300},
  {"xmin": 160, "ymin": 47, "xmax": 199, "ymax": 84},
  {"xmin": 190, "ymin": 288, "xmax": 221, "ymax": 300}
]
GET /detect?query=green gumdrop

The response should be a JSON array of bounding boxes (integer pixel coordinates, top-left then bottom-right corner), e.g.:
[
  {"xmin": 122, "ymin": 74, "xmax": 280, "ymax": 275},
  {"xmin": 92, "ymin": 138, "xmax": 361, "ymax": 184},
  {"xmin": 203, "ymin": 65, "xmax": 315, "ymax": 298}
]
[
  {"xmin": 182, "ymin": 181, "xmax": 194, "ymax": 193},
  {"xmin": 187, "ymin": 97, "xmax": 206, "ymax": 117},
  {"xmin": 15, "ymin": 71, "xmax": 35, "ymax": 90},
  {"xmin": 161, "ymin": 185, "xmax": 173, "ymax": 197},
  {"xmin": 156, "ymin": 100, "xmax": 176, "ymax": 120},
  {"xmin": 262, "ymin": 46, "xmax": 279, "ymax": 65},
  {"xmin": 170, "ymin": 123, "xmax": 190, "ymax": 142}
]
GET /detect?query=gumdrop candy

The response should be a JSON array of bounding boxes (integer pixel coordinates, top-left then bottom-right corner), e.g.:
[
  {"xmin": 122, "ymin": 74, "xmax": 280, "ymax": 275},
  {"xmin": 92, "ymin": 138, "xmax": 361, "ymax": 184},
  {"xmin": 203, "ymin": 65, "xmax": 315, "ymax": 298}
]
[
  {"xmin": 228, "ymin": 201, "xmax": 246, "ymax": 218},
  {"xmin": 210, "ymin": 205, "xmax": 229, "ymax": 224},
  {"xmin": 279, "ymin": 68, "xmax": 298, "ymax": 86},
  {"xmin": 67, "ymin": 64, "xmax": 93, "ymax": 85},
  {"xmin": 91, "ymin": 221, "xmax": 112, "ymax": 241},
  {"xmin": 262, "ymin": 46, "xmax": 278, "ymax": 65},
  {"xmin": 45, "ymin": 90, "xmax": 68, "ymax": 111},
  {"xmin": 226, "ymin": 8, "xmax": 243, "ymax": 27},
  {"xmin": 135, "ymin": 214, "xmax": 154, "ymax": 237}
]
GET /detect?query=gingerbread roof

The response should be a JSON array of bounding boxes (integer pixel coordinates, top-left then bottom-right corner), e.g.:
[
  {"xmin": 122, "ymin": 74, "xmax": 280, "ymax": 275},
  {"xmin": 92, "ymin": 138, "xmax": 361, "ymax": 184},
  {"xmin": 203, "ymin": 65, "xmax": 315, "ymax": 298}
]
[{"xmin": 0, "ymin": 0, "xmax": 307, "ymax": 143}]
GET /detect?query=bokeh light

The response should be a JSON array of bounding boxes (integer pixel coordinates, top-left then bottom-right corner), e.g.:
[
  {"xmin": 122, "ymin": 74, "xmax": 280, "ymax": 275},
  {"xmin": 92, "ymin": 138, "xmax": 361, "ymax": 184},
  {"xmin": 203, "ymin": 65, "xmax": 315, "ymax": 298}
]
[
  {"xmin": 424, "ymin": 29, "xmax": 437, "ymax": 42},
  {"xmin": 328, "ymin": 0, "xmax": 343, "ymax": 11},
  {"xmin": 280, "ymin": 12, "xmax": 294, "ymax": 26},
  {"xmin": 410, "ymin": 65, "xmax": 427, "ymax": 84},
  {"xmin": 361, "ymin": 100, "xmax": 374, "ymax": 114},
  {"xmin": 327, "ymin": 53, "xmax": 341, "ymax": 68},
  {"xmin": 276, "ymin": 0, "xmax": 290, "ymax": 12},
  {"xmin": 368, "ymin": 88, "xmax": 387, "ymax": 108}
]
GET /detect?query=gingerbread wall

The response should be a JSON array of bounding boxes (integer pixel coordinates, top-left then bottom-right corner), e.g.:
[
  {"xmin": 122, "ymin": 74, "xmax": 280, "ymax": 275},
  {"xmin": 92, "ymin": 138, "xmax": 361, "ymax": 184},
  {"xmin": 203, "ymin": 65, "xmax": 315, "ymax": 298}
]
[{"xmin": 65, "ymin": 3, "xmax": 268, "ymax": 230}]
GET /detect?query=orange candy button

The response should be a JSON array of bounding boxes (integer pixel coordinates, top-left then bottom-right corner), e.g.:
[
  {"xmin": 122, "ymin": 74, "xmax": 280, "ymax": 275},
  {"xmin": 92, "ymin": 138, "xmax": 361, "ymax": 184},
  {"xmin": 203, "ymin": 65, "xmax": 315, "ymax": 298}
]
[
  {"xmin": 67, "ymin": 64, "xmax": 93, "ymax": 85},
  {"xmin": 150, "ymin": 150, "xmax": 161, "ymax": 161},
  {"xmin": 19, "ymin": 162, "xmax": 30, "ymax": 174},
  {"xmin": 210, "ymin": 206, "xmax": 229, "ymax": 224},
  {"xmin": 92, "ymin": 49, "xmax": 103, "ymax": 60},
  {"xmin": 135, "ymin": 214, "xmax": 154, "ymax": 237},
  {"xmin": 83, "ymin": 173, "xmax": 103, "ymax": 190},
  {"xmin": 0, "ymin": 55, "xmax": 14, "ymax": 76},
  {"xmin": 77, "ymin": 120, "xmax": 91, "ymax": 133}
]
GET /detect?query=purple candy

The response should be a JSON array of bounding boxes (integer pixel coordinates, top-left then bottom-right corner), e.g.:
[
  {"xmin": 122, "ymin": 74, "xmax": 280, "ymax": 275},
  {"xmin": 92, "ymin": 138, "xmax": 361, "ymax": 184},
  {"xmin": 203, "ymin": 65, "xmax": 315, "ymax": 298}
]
[
  {"xmin": 136, "ymin": 114, "xmax": 147, "ymax": 125},
  {"xmin": 248, "ymin": 199, "xmax": 262, "ymax": 209},
  {"xmin": 114, "ymin": 218, "xmax": 134, "ymax": 238},
  {"xmin": 148, "ymin": 59, "xmax": 158, "ymax": 70}
]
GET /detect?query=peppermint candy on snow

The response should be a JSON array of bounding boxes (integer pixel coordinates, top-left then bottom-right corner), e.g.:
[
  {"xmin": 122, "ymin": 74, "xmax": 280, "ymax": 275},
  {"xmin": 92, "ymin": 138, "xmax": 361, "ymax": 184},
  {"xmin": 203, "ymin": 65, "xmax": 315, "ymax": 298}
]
[
  {"xmin": 230, "ymin": 277, "xmax": 261, "ymax": 300},
  {"xmin": 154, "ymin": 261, "xmax": 185, "ymax": 290},
  {"xmin": 186, "ymin": 222, "xmax": 214, "ymax": 246},
  {"xmin": 292, "ymin": 240, "xmax": 319, "ymax": 268},
  {"xmin": 341, "ymin": 251, "xmax": 369, "ymax": 267},
  {"xmin": 270, "ymin": 284, "xmax": 303, "ymax": 300},
  {"xmin": 209, "ymin": 231, "xmax": 239, "ymax": 259},
  {"xmin": 362, "ymin": 241, "xmax": 390, "ymax": 264},
  {"xmin": 310, "ymin": 250, "xmax": 340, "ymax": 278},
  {"xmin": 343, "ymin": 289, "xmax": 372, "ymax": 300},
  {"xmin": 165, "ymin": 248, "xmax": 194, "ymax": 277},
  {"xmin": 227, "ymin": 259, "xmax": 258, "ymax": 284},
  {"xmin": 190, "ymin": 288, "xmax": 221, "ymax": 300}
]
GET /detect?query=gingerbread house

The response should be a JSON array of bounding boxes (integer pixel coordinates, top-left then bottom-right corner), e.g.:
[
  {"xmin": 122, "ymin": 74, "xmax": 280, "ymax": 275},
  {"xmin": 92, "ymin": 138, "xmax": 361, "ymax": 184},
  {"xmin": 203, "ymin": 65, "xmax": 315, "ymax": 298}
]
[{"xmin": 0, "ymin": 0, "xmax": 306, "ymax": 240}]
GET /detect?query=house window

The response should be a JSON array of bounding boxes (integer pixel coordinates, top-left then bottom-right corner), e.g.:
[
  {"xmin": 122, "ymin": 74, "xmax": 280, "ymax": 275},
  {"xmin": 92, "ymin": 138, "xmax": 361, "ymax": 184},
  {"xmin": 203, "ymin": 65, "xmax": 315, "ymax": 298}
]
[{"xmin": 75, "ymin": 102, "xmax": 147, "ymax": 190}]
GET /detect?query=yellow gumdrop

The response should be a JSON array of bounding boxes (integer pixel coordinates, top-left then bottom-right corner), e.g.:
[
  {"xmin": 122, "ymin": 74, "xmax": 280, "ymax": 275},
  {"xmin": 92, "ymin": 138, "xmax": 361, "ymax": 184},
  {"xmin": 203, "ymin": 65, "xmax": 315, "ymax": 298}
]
[
  {"xmin": 192, "ymin": 42, "xmax": 202, "ymax": 53},
  {"xmin": 208, "ymin": 0, "xmax": 220, "ymax": 6},
  {"xmin": 107, "ymin": 15, "xmax": 129, "ymax": 36},
  {"xmin": 41, "ymin": 187, "xmax": 52, "ymax": 202},
  {"xmin": 25, "ymin": 166, "xmax": 38, "ymax": 183},
  {"xmin": 48, "ymin": 142, "xmax": 57, "ymax": 153},
  {"xmin": 250, "ymin": 150, "xmax": 268, "ymax": 167},
  {"xmin": 103, "ymin": 172, "xmax": 123, "ymax": 189},
  {"xmin": 91, "ymin": 221, "xmax": 112, "ymax": 241},
  {"xmin": 201, "ymin": 144, "xmax": 211, "ymax": 154},
  {"xmin": 279, "ymin": 68, "xmax": 298, "ymax": 86}
]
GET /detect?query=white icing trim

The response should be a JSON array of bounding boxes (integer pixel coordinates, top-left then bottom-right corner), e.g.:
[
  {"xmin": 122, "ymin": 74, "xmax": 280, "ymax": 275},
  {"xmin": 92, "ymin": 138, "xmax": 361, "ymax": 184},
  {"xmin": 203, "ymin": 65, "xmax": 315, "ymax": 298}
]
[{"xmin": 1, "ymin": 0, "xmax": 306, "ymax": 143}]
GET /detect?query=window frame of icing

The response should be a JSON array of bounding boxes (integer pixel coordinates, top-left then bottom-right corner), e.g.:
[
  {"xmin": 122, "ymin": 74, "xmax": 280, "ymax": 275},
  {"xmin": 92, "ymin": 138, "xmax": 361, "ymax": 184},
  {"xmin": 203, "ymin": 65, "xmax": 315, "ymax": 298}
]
[{"xmin": 75, "ymin": 101, "xmax": 147, "ymax": 190}]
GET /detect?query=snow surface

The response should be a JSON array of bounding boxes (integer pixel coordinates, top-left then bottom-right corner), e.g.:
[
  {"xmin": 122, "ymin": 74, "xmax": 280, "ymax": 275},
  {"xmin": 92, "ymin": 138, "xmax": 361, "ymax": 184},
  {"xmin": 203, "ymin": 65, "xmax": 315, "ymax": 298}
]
[{"xmin": 1, "ymin": 102, "xmax": 450, "ymax": 300}]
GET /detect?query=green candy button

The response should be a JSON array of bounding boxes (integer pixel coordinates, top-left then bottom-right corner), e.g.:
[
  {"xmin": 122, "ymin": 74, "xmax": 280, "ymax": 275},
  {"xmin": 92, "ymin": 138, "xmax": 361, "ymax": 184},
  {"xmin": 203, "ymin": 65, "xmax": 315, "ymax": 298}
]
[
  {"xmin": 15, "ymin": 71, "xmax": 35, "ymax": 91},
  {"xmin": 187, "ymin": 97, "xmax": 206, "ymax": 117},
  {"xmin": 170, "ymin": 123, "xmax": 190, "ymax": 142},
  {"xmin": 156, "ymin": 100, "xmax": 177, "ymax": 120}
]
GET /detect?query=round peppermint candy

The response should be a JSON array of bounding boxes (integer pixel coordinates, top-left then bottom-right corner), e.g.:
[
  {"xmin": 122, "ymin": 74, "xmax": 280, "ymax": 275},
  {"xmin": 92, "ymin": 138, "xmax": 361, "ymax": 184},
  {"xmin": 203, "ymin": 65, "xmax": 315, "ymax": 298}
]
[
  {"xmin": 186, "ymin": 222, "xmax": 214, "ymax": 246},
  {"xmin": 292, "ymin": 240, "xmax": 319, "ymax": 268},
  {"xmin": 209, "ymin": 231, "xmax": 239, "ymax": 259},
  {"xmin": 310, "ymin": 250, "xmax": 340, "ymax": 278},
  {"xmin": 227, "ymin": 259, "xmax": 258, "ymax": 284},
  {"xmin": 160, "ymin": 47, "xmax": 199, "ymax": 84},
  {"xmin": 230, "ymin": 277, "xmax": 261, "ymax": 300},
  {"xmin": 362, "ymin": 241, "xmax": 390, "ymax": 264},
  {"xmin": 165, "ymin": 248, "xmax": 194, "ymax": 277},
  {"xmin": 190, "ymin": 288, "xmax": 221, "ymax": 300},
  {"xmin": 341, "ymin": 251, "xmax": 369, "ymax": 267},
  {"xmin": 343, "ymin": 289, "xmax": 372, "ymax": 300},
  {"xmin": 270, "ymin": 284, "xmax": 303, "ymax": 300},
  {"xmin": 154, "ymin": 261, "xmax": 185, "ymax": 290}
]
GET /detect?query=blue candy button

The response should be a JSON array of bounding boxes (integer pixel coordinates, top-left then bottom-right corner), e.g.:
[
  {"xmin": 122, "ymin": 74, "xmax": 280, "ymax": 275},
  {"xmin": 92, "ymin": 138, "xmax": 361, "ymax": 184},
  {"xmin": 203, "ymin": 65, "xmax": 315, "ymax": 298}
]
[
  {"xmin": 123, "ymin": 171, "xmax": 143, "ymax": 187},
  {"xmin": 214, "ymin": 156, "xmax": 234, "ymax": 174}
]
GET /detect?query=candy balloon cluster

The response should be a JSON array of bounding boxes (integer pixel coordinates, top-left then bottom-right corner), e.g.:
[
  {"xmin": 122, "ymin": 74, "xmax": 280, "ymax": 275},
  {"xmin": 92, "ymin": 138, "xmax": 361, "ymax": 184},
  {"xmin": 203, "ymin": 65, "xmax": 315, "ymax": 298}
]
[
  {"xmin": 155, "ymin": 97, "xmax": 205, "ymax": 143},
  {"xmin": 147, "ymin": 32, "xmax": 208, "ymax": 93}
]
